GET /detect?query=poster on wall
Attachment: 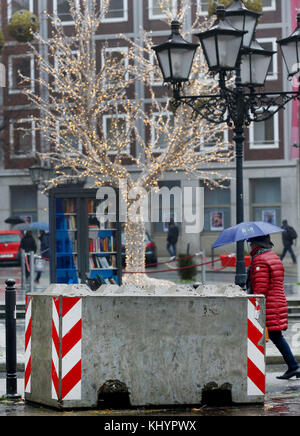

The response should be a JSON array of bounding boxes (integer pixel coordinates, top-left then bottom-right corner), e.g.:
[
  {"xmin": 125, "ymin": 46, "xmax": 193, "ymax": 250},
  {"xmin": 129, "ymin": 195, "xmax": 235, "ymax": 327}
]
[
  {"xmin": 210, "ymin": 211, "xmax": 224, "ymax": 231},
  {"xmin": 20, "ymin": 215, "xmax": 32, "ymax": 224},
  {"xmin": 262, "ymin": 209, "xmax": 276, "ymax": 225}
]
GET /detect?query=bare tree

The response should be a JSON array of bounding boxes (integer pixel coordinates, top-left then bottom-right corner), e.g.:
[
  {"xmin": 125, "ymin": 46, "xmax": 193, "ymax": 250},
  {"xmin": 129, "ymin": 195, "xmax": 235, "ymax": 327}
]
[{"xmin": 21, "ymin": 0, "xmax": 233, "ymax": 284}]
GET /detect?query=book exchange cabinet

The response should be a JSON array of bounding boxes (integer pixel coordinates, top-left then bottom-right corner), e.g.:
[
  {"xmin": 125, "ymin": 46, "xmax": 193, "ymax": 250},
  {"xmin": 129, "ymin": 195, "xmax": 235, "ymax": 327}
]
[{"xmin": 49, "ymin": 186, "xmax": 122, "ymax": 287}]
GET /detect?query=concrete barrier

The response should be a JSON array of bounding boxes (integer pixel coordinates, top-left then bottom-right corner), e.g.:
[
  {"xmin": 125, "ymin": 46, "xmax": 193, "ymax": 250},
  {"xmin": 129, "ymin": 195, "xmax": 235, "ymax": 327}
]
[{"xmin": 24, "ymin": 284, "xmax": 266, "ymax": 409}]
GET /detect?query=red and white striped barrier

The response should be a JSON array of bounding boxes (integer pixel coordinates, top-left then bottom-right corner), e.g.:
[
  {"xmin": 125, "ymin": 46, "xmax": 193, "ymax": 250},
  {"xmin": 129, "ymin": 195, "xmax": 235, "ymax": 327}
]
[
  {"xmin": 25, "ymin": 296, "xmax": 32, "ymax": 393},
  {"xmin": 247, "ymin": 297, "xmax": 265, "ymax": 396},
  {"xmin": 51, "ymin": 297, "xmax": 82, "ymax": 401},
  {"xmin": 52, "ymin": 297, "xmax": 60, "ymax": 400}
]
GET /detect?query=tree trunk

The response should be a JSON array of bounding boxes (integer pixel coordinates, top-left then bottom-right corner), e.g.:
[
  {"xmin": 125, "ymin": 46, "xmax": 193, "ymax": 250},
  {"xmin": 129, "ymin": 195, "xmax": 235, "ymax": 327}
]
[{"xmin": 123, "ymin": 193, "xmax": 147, "ymax": 284}]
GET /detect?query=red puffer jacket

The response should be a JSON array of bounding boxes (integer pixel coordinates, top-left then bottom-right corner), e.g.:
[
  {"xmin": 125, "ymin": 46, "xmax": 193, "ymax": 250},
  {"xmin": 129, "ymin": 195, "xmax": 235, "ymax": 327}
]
[{"xmin": 249, "ymin": 248, "xmax": 288, "ymax": 331}]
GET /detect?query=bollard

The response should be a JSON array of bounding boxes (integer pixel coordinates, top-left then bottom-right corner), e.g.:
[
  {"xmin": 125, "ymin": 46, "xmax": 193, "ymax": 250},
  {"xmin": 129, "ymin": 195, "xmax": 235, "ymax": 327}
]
[
  {"xmin": 5, "ymin": 279, "xmax": 21, "ymax": 399},
  {"xmin": 30, "ymin": 252, "xmax": 35, "ymax": 293},
  {"xmin": 20, "ymin": 250, "xmax": 26, "ymax": 291}
]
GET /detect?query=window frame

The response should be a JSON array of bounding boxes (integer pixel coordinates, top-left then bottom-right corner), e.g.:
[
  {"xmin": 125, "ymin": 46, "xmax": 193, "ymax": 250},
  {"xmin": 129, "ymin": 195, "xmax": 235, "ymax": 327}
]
[
  {"xmin": 53, "ymin": 0, "xmax": 80, "ymax": 26},
  {"xmin": 8, "ymin": 53, "xmax": 34, "ymax": 95},
  {"xmin": 149, "ymin": 54, "xmax": 163, "ymax": 86},
  {"xmin": 7, "ymin": 0, "xmax": 34, "ymax": 21},
  {"xmin": 250, "ymin": 178, "xmax": 281, "ymax": 226},
  {"xmin": 197, "ymin": 0, "xmax": 209, "ymax": 16},
  {"xmin": 148, "ymin": 0, "xmax": 177, "ymax": 20},
  {"xmin": 102, "ymin": 113, "xmax": 130, "ymax": 155},
  {"xmin": 102, "ymin": 46, "xmax": 129, "ymax": 83},
  {"xmin": 101, "ymin": 0, "xmax": 128, "ymax": 23},
  {"xmin": 9, "ymin": 118, "xmax": 36, "ymax": 158},
  {"xmin": 257, "ymin": 37, "xmax": 278, "ymax": 81},
  {"xmin": 203, "ymin": 182, "xmax": 231, "ymax": 232},
  {"xmin": 262, "ymin": 0, "xmax": 276, "ymax": 12},
  {"xmin": 151, "ymin": 111, "xmax": 174, "ymax": 152},
  {"xmin": 249, "ymin": 107, "xmax": 279, "ymax": 149},
  {"xmin": 55, "ymin": 121, "xmax": 83, "ymax": 154},
  {"xmin": 199, "ymin": 126, "xmax": 230, "ymax": 151},
  {"xmin": 53, "ymin": 49, "xmax": 79, "ymax": 92}
]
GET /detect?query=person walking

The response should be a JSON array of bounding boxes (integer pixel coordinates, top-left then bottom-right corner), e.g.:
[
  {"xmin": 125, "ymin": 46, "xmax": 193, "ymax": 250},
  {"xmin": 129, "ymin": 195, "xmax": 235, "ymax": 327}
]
[
  {"xmin": 166, "ymin": 218, "xmax": 179, "ymax": 260},
  {"xmin": 247, "ymin": 234, "xmax": 300, "ymax": 380},
  {"xmin": 20, "ymin": 230, "xmax": 37, "ymax": 279},
  {"xmin": 280, "ymin": 220, "xmax": 297, "ymax": 264},
  {"xmin": 35, "ymin": 230, "xmax": 50, "ymax": 284}
]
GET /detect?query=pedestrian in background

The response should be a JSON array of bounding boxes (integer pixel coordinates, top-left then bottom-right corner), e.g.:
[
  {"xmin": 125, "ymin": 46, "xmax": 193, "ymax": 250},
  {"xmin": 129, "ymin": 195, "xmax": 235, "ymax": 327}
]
[
  {"xmin": 247, "ymin": 234, "xmax": 300, "ymax": 380},
  {"xmin": 35, "ymin": 230, "xmax": 50, "ymax": 284},
  {"xmin": 280, "ymin": 220, "xmax": 297, "ymax": 264},
  {"xmin": 20, "ymin": 230, "xmax": 37, "ymax": 279},
  {"xmin": 166, "ymin": 218, "xmax": 179, "ymax": 260}
]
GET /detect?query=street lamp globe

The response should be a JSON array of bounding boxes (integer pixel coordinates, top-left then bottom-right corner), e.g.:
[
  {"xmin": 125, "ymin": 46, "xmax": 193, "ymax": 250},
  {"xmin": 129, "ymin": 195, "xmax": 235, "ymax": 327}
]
[
  {"xmin": 225, "ymin": 0, "xmax": 261, "ymax": 49},
  {"xmin": 277, "ymin": 13, "xmax": 300, "ymax": 77},
  {"xmin": 152, "ymin": 21, "xmax": 199, "ymax": 84},
  {"xmin": 240, "ymin": 39, "xmax": 275, "ymax": 87},
  {"xmin": 195, "ymin": 5, "xmax": 246, "ymax": 72}
]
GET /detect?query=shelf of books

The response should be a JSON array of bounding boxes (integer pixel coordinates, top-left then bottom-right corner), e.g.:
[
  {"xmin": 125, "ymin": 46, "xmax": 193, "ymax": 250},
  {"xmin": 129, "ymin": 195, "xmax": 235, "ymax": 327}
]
[
  {"xmin": 49, "ymin": 187, "xmax": 122, "ymax": 287},
  {"xmin": 55, "ymin": 197, "xmax": 79, "ymax": 284},
  {"xmin": 87, "ymin": 198, "xmax": 120, "ymax": 287}
]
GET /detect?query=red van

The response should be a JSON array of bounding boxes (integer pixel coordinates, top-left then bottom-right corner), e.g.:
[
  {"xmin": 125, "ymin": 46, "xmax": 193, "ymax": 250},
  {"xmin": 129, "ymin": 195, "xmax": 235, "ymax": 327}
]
[{"xmin": 0, "ymin": 230, "xmax": 22, "ymax": 265}]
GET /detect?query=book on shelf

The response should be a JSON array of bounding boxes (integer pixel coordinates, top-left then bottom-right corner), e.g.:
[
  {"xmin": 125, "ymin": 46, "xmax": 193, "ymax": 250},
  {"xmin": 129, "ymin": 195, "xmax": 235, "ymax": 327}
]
[
  {"xmin": 89, "ymin": 254, "xmax": 116, "ymax": 269},
  {"xmin": 88, "ymin": 235, "xmax": 115, "ymax": 253},
  {"xmin": 64, "ymin": 198, "xmax": 77, "ymax": 214}
]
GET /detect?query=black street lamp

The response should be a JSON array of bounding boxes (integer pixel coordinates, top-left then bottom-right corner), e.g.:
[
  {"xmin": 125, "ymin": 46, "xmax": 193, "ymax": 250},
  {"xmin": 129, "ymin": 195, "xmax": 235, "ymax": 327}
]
[{"xmin": 152, "ymin": 4, "xmax": 300, "ymax": 289}]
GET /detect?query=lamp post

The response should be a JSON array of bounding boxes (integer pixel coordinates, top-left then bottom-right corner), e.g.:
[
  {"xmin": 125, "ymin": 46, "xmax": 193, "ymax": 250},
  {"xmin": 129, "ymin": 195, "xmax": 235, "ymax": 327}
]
[{"xmin": 152, "ymin": 1, "xmax": 300, "ymax": 289}]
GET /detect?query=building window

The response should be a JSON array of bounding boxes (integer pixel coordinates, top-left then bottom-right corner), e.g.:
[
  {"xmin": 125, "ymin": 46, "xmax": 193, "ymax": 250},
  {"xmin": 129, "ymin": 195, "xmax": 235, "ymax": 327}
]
[
  {"xmin": 7, "ymin": 0, "xmax": 33, "ymax": 21},
  {"xmin": 262, "ymin": 0, "xmax": 276, "ymax": 11},
  {"xmin": 203, "ymin": 181, "xmax": 231, "ymax": 232},
  {"xmin": 54, "ymin": 50, "xmax": 79, "ymax": 91},
  {"xmin": 8, "ymin": 54, "xmax": 34, "ymax": 94},
  {"xmin": 9, "ymin": 118, "xmax": 36, "ymax": 158},
  {"xmin": 53, "ymin": 0, "xmax": 79, "ymax": 25},
  {"xmin": 251, "ymin": 178, "xmax": 281, "ymax": 226},
  {"xmin": 152, "ymin": 180, "xmax": 181, "ymax": 233},
  {"xmin": 200, "ymin": 126, "xmax": 229, "ymax": 150},
  {"xmin": 102, "ymin": 114, "xmax": 129, "ymax": 154},
  {"xmin": 150, "ymin": 54, "xmax": 163, "ymax": 86},
  {"xmin": 102, "ymin": 0, "xmax": 128, "ymax": 22},
  {"xmin": 56, "ymin": 122, "xmax": 82, "ymax": 153},
  {"xmin": 151, "ymin": 112, "xmax": 174, "ymax": 152},
  {"xmin": 102, "ymin": 47, "xmax": 129, "ymax": 84},
  {"xmin": 197, "ymin": 0, "xmax": 209, "ymax": 15},
  {"xmin": 148, "ymin": 0, "xmax": 177, "ymax": 19},
  {"xmin": 249, "ymin": 107, "xmax": 279, "ymax": 149},
  {"xmin": 257, "ymin": 38, "xmax": 278, "ymax": 81},
  {"xmin": 10, "ymin": 185, "xmax": 37, "ymax": 223}
]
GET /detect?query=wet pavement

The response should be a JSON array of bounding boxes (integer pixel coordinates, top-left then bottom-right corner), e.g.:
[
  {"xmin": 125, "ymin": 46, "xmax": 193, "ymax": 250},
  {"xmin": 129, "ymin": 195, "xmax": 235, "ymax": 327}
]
[{"xmin": 0, "ymin": 365, "xmax": 299, "ymax": 416}]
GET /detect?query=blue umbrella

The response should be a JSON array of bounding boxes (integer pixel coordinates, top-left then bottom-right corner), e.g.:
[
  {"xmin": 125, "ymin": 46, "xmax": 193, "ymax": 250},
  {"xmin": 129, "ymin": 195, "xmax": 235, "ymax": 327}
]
[
  {"xmin": 212, "ymin": 221, "xmax": 283, "ymax": 249},
  {"xmin": 30, "ymin": 222, "xmax": 49, "ymax": 231}
]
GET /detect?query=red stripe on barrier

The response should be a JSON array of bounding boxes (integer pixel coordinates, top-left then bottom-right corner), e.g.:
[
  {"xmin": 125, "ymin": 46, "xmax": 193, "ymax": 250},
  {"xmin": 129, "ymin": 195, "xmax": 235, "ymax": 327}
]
[
  {"xmin": 24, "ymin": 356, "xmax": 31, "ymax": 390},
  {"xmin": 62, "ymin": 319, "xmax": 82, "ymax": 358},
  {"xmin": 52, "ymin": 320, "xmax": 59, "ymax": 356},
  {"xmin": 61, "ymin": 360, "xmax": 81, "ymax": 400},
  {"xmin": 247, "ymin": 357, "xmax": 265, "ymax": 394},
  {"xmin": 25, "ymin": 318, "xmax": 31, "ymax": 351},
  {"xmin": 62, "ymin": 297, "xmax": 81, "ymax": 317},
  {"xmin": 247, "ymin": 319, "xmax": 264, "ymax": 354}
]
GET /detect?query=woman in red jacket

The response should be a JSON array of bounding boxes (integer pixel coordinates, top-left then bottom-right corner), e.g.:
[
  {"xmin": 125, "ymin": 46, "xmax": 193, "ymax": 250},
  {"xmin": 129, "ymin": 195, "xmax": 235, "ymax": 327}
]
[{"xmin": 247, "ymin": 234, "xmax": 300, "ymax": 380}]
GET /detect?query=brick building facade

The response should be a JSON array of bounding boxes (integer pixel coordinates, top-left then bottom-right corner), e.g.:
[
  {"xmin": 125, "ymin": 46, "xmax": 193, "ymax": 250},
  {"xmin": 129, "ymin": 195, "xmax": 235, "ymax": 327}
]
[{"xmin": 0, "ymin": 0, "xmax": 299, "ymax": 257}]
